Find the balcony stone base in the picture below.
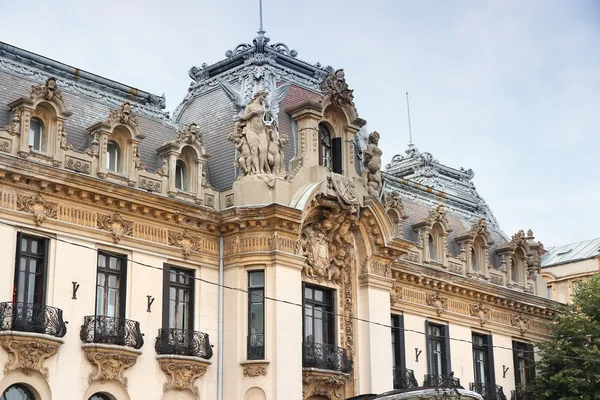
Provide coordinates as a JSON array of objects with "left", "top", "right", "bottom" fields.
[
  {"left": 240, "top": 360, "right": 269, "bottom": 377},
  {"left": 156, "top": 354, "right": 211, "bottom": 397},
  {"left": 302, "top": 368, "right": 350, "bottom": 400},
  {"left": 0, "top": 331, "right": 64, "bottom": 380},
  {"left": 82, "top": 344, "right": 141, "bottom": 389}
]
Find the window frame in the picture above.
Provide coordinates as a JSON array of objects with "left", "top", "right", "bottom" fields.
[
  {"left": 106, "top": 140, "right": 121, "bottom": 172},
  {"left": 28, "top": 117, "right": 45, "bottom": 152},
  {"left": 161, "top": 264, "right": 195, "bottom": 331},
  {"left": 1, "top": 384, "right": 36, "bottom": 400},
  {"left": 95, "top": 251, "right": 127, "bottom": 319},
  {"left": 13, "top": 232, "right": 49, "bottom": 306},
  {"left": 318, "top": 124, "right": 332, "bottom": 170},
  {"left": 425, "top": 321, "right": 451, "bottom": 377},
  {"left": 512, "top": 340, "right": 535, "bottom": 387},
  {"left": 303, "top": 283, "right": 335, "bottom": 346},
  {"left": 247, "top": 270, "right": 265, "bottom": 360},
  {"left": 175, "top": 160, "right": 188, "bottom": 191},
  {"left": 472, "top": 333, "right": 495, "bottom": 385},
  {"left": 391, "top": 314, "right": 406, "bottom": 370}
]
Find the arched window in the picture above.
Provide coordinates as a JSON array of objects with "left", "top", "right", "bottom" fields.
[
  {"left": 318, "top": 124, "right": 332, "bottom": 170},
  {"left": 175, "top": 160, "right": 188, "bottom": 191},
  {"left": 512, "top": 248, "right": 525, "bottom": 283},
  {"left": 88, "top": 394, "right": 111, "bottom": 400},
  {"left": 29, "top": 118, "right": 45, "bottom": 151},
  {"left": 471, "top": 248, "right": 478, "bottom": 271},
  {"left": 471, "top": 236, "right": 486, "bottom": 272},
  {"left": 428, "top": 234, "right": 438, "bottom": 261},
  {"left": 106, "top": 140, "right": 121, "bottom": 172},
  {"left": 1, "top": 384, "right": 36, "bottom": 400}
]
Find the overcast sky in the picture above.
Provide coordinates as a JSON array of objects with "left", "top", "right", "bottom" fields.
[{"left": 1, "top": 0, "right": 598, "bottom": 247}]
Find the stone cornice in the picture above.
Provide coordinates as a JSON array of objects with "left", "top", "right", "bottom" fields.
[{"left": 219, "top": 204, "right": 303, "bottom": 235}]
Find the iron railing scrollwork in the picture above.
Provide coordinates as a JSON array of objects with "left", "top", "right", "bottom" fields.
[
  {"left": 80, "top": 315, "right": 144, "bottom": 349},
  {"left": 0, "top": 302, "right": 67, "bottom": 338},
  {"left": 470, "top": 382, "right": 507, "bottom": 400},
  {"left": 302, "top": 342, "right": 351, "bottom": 373},
  {"left": 511, "top": 385, "right": 534, "bottom": 400},
  {"left": 393, "top": 367, "right": 419, "bottom": 390},
  {"left": 155, "top": 328, "right": 213, "bottom": 359},
  {"left": 247, "top": 333, "right": 264, "bottom": 360},
  {"left": 423, "top": 374, "right": 462, "bottom": 389}
]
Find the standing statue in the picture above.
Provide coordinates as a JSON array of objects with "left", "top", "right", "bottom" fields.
[
  {"left": 220, "top": 79, "right": 291, "bottom": 176},
  {"left": 362, "top": 131, "right": 383, "bottom": 196}
]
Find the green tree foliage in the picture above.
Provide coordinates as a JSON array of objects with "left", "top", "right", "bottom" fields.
[{"left": 533, "top": 274, "right": 600, "bottom": 399}]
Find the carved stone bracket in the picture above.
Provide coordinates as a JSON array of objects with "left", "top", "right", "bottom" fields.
[
  {"left": 168, "top": 229, "right": 198, "bottom": 259},
  {"left": 82, "top": 344, "right": 140, "bottom": 389},
  {"left": 302, "top": 370, "right": 349, "bottom": 400},
  {"left": 426, "top": 292, "right": 448, "bottom": 316},
  {"left": 157, "top": 355, "right": 210, "bottom": 396},
  {"left": 0, "top": 333, "right": 63, "bottom": 380},
  {"left": 511, "top": 312, "right": 531, "bottom": 336},
  {"left": 97, "top": 213, "right": 134, "bottom": 243},
  {"left": 241, "top": 360, "right": 269, "bottom": 377},
  {"left": 16, "top": 194, "right": 58, "bottom": 226},
  {"left": 470, "top": 303, "right": 491, "bottom": 326}
]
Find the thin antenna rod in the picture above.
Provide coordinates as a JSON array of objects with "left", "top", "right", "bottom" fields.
[
  {"left": 406, "top": 91, "right": 413, "bottom": 147},
  {"left": 259, "top": 0, "right": 264, "bottom": 33}
]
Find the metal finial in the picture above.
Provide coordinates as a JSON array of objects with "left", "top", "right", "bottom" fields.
[
  {"left": 406, "top": 91, "right": 413, "bottom": 147},
  {"left": 258, "top": 0, "right": 265, "bottom": 34}
]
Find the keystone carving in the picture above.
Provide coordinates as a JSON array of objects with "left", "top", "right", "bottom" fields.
[
  {"left": 382, "top": 190, "right": 406, "bottom": 217},
  {"left": 105, "top": 101, "right": 138, "bottom": 127},
  {"left": 158, "top": 358, "right": 208, "bottom": 396},
  {"left": 30, "top": 77, "right": 64, "bottom": 105},
  {"left": 84, "top": 347, "right": 138, "bottom": 388},
  {"left": 470, "top": 303, "right": 491, "bottom": 326},
  {"left": 98, "top": 213, "right": 134, "bottom": 243},
  {"left": 16, "top": 194, "right": 58, "bottom": 226},
  {"left": 0, "top": 336, "right": 61, "bottom": 380},
  {"left": 511, "top": 313, "right": 530, "bottom": 336},
  {"left": 320, "top": 69, "right": 355, "bottom": 109},
  {"left": 427, "top": 204, "right": 448, "bottom": 226},
  {"left": 426, "top": 292, "right": 448, "bottom": 316},
  {"left": 176, "top": 122, "right": 204, "bottom": 148},
  {"left": 302, "top": 371, "right": 348, "bottom": 400}
]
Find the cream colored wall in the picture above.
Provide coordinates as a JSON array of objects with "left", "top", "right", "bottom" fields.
[
  {"left": 542, "top": 258, "right": 598, "bottom": 303},
  {"left": 450, "top": 324, "right": 474, "bottom": 382},
  {"left": 403, "top": 313, "right": 427, "bottom": 382},
  {"left": 0, "top": 220, "right": 218, "bottom": 400}
]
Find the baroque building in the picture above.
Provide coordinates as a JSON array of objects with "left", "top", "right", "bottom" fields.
[{"left": 0, "top": 31, "right": 555, "bottom": 400}]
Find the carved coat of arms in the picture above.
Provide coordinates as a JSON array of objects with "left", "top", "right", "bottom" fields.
[{"left": 303, "top": 228, "right": 330, "bottom": 281}]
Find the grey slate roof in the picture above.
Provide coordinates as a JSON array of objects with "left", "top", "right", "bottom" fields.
[{"left": 541, "top": 238, "right": 600, "bottom": 268}]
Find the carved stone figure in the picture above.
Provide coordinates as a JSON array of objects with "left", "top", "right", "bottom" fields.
[
  {"left": 106, "top": 101, "right": 138, "bottom": 127},
  {"left": 330, "top": 248, "right": 348, "bottom": 284},
  {"left": 30, "top": 77, "right": 64, "bottom": 104},
  {"left": 320, "top": 68, "right": 355, "bottom": 109},
  {"left": 3, "top": 112, "right": 21, "bottom": 135},
  {"left": 362, "top": 131, "right": 383, "bottom": 196},
  {"left": 220, "top": 79, "right": 291, "bottom": 177},
  {"left": 58, "top": 123, "right": 73, "bottom": 151},
  {"left": 176, "top": 122, "right": 204, "bottom": 149}
]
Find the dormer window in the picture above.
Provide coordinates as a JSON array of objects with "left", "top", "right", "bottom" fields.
[
  {"left": 471, "top": 248, "right": 478, "bottom": 271},
  {"left": 29, "top": 118, "right": 45, "bottom": 151},
  {"left": 512, "top": 248, "right": 525, "bottom": 283},
  {"left": 471, "top": 236, "right": 486, "bottom": 273},
  {"left": 175, "top": 160, "right": 188, "bottom": 191},
  {"left": 428, "top": 234, "right": 438, "bottom": 261},
  {"left": 106, "top": 140, "right": 121, "bottom": 172},
  {"left": 319, "top": 124, "right": 332, "bottom": 170}
]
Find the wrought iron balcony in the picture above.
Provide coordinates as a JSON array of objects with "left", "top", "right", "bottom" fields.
[
  {"left": 247, "top": 333, "right": 264, "bottom": 360},
  {"left": 0, "top": 302, "right": 67, "bottom": 338},
  {"left": 470, "top": 382, "right": 507, "bottom": 400},
  {"left": 423, "top": 374, "right": 462, "bottom": 388},
  {"left": 302, "top": 342, "right": 351, "bottom": 373},
  {"left": 80, "top": 315, "right": 144, "bottom": 349},
  {"left": 510, "top": 385, "right": 534, "bottom": 400},
  {"left": 155, "top": 328, "right": 213, "bottom": 359},
  {"left": 393, "top": 367, "right": 419, "bottom": 390}
]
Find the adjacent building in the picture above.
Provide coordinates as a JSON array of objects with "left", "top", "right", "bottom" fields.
[
  {"left": 541, "top": 238, "right": 600, "bottom": 303},
  {"left": 0, "top": 31, "right": 555, "bottom": 400}
]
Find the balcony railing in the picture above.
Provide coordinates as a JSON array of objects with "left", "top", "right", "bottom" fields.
[
  {"left": 511, "top": 385, "right": 534, "bottom": 400},
  {"left": 247, "top": 333, "right": 264, "bottom": 360},
  {"left": 470, "top": 382, "right": 507, "bottom": 400},
  {"left": 80, "top": 315, "right": 144, "bottom": 349},
  {"left": 155, "top": 328, "right": 213, "bottom": 359},
  {"left": 302, "top": 342, "right": 351, "bottom": 373},
  {"left": 0, "top": 302, "right": 67, "bottom": 338},
  {"left": 423, "top": 374, "right": 462, "bottom": 388},
  {"left": 393, "top": 367, "right": 419, "bottom": 390}
]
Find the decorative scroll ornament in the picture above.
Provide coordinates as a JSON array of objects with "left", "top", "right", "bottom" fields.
[
  {"left": 2, "top": 110, "right": 21, "bottom": 135},
  {"left": 320, "top": 69, "right": 355, "bottom": 109},
  {"left": 511, "top": 313, "right": 531, "bottom": 335},
  {"left": 426, "top": 292, "right": 448, "bottom": 316},
  {"left": 16, "top": 194, "right": 58, "bottom": 226},
  {"left": 158, "top": 359, "right": 208, "bottom": 396},
  {"left": 105, "top": 101, "right": 138, "bottom": 127},
  {"left": 242, "top": 363, "right": 268, "bottom": 377},
  {"left": 0, "top": 337, "right": 60, "bottom": 380},
  {"left": 168, "top": 230, "right": 198, "bottom": 259},
  {"left": 84, "top": 349, "right": 138, "bottom": 388},
  {"left": 470, "top": 303, "right": 491, "bottom": 326},
  {"left": 390, "top": 283, "right": 403, "bottom": 305},
  {"left": 362, "top": 131, "right": 383, "bottom": 196},
  {"left": 302, "top": 372, "right": 348, "bottom": 400},
  {"left": 98, "top": 213, "right": 133, "bottom": 243},
  {"left": 30, "top": 77, "right": 64, "bottom": 104}
]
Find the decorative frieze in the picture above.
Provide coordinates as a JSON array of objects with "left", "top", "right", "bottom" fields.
[
  {"left": 83, "top": 345, "right": 139, "bottom": 388},
  {"left": 0, "top": 334, "right": 62, "bottom": 380},
  {"left": 138, "top": 175, "right": 162, "bottom": 192},
  {"left": 16, "top": 194, "right": 58, "bottom": 225},
  {"left": 65, "top": 155, "right": 92, "bottom": 174},
  {"left": 511, "top": 312, "right": 531, "bottom": 335},
  {"left": 156, "top": 356, "right": 209, "bottom": 396},
  {"left": 470, "top": 303, "right": 491, "bottom": 326}
]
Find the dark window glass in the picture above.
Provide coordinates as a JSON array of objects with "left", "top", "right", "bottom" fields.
[
  {"left": 303, "top": 285, "right": 334, "bottom": 345},
  {"left": 175, "top": 160, "right": 187, "bottom": 191},
  {"left": 391, "top": 314, "right": 405, "bottom": 369},
  {"left": 89, "top": 395, "right": 111, "bottom": 400},
  {"left": 106, "top": 141, "right": 120, "bottom": 172},
  {"left": 29, "top": 118, "right": 44, "bottom": 151},
  {"left": 0, "top": 384, "right": 36, "bottom": 400},
  {"left": 13, "top": 234, "right": 47, "bottom": 305},
  {"left": 472, "top": 334, "right": 493, "bottom": 384},
  {"left": 168, "top": 267, "right": 194, "bottom": 330},
  {"left": 319, "top": 125, "right": 332, "bottom": 170},
  {"left": 96, "top": 252, "right": 126, "bottom": 318},
  {"left": 513, "top": 341, "right": 534, "bottom": 387},
  {"left": 248, "top": 270, "right": 265, "bottom": 360},
  {"left": 427, "top": 322, "right": 449, "bottom": 376},
  {"left": 428, "top": 234, "right": 438, "bottom": 261}
]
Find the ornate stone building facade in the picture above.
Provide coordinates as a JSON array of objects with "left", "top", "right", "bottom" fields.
[{"left": 0, "top": 32, "right": 555, "bottom": 400}]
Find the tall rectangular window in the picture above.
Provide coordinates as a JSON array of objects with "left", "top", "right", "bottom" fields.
[
  {"left": 472, "top": 334, "right": 495, "bottom": 385},
  {"left": 247, "top": 270, "right": 265, "bottom": 360},
  {"left": 513, "top": 341, "right": 534, "bottom": 387},
  {"left": 13, "top": 233, "right": 48, "bottom": 305},
  {"left": 391, "top": 314, "right": 405, "bottom": 370},
  {"left": 303, "top": 285, "right": 334, "bottom": 345},
  {"left": 166, "top": 267, "right": 194, "bottom": 330},
  {"left": 547, "top": 285, "right": 553, "bottom": 299},
  {"left": 426, "top": 322, "right": 450, "bottom": 378},
  {"left": 95, "top": 252, "right": 126, "bottom": 318}
]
